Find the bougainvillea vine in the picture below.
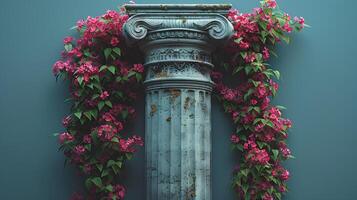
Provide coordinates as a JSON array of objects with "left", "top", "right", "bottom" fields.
[{"left": 53, "top": 1, "right": 305, "bottom": 199}]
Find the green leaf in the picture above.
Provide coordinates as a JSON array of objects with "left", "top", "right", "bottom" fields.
[
  {"left": 241, "top": 169, "right": 249, "bottom": 177},
  {"left": 91, "top": 177, "right": 103, "bottom": 188},
  {"left": 273, "top": 70, "right": 280, "bottom": 79},
  {"left": 127, "top": 71, "right": 136, "bottom": 78},
  {"left": 90, "top": 109, "right": 98, "bottom": 119},
  {"left": 107, "top": 160, "right": 116, "bottom": 167},
  {"left": 244, "top": 88, "right": 254, "bottom": 101},
  {"left": 96, "top": 164, "right": 103, "bottom": 172},
  {"left": 101, "top": 169, "right": 109, "bottom": 177},
  {"left": 91, "top": 75, "right": 100, "bottom": 82},
  {"left": 84, "top": 111, "right": 92, "bottom": 120},
  {"left": 272, "top": 149, "right": 279, "bottom": 160},
  {"left": 257, "top": 141, "right": 265, "bottom": 149},
  {"left": 113, "top": 47, "right": 121, "bottom": 56},
  {"left": 276, "top": 105, "right": 287, "bottom": 110},
  {"left": 84, "top": 50, "right": 92, "bottom": 57},
  {"left": 105, "top": 185, "right": 114, "bottom": 192},
  {"left": 281, "top": 34, "right": 290, "bottom": 44},
  {"left": 233, "top": 66, "right": 244, "bottom": 75},
  {"left": 121, "top": 110, "right": 128, "bottom": 119},
  {"left": 244, "top": 66, "right": 252, "bottom": 75},
  {"left": 85, "top": 178, "right": 92, "bottom": 189},
  {"left": 105, "top": 100, "right": 112, "bottom": 108},
  {"left": 108, "top": 66, "right": 116, "bottom": 74},
  {"left": 77, "top": 76, "right": 84, "bottom": 85},
  {"left": 98, "top": 101, "right": 105, "bottom": 111},
  {"left": 234, "top": 37, "right": 243, "bottom": 44},
  {"left": 99, "top": 65, "right": 108, "bottom": 72},
  {"left": 135, "top": 73, "right": 142, "bottom": 82},
  {"left": 64, "top": 44, "right": 72, "bottom": 52},
  {"left": 104, "top": 48, "right": 112, "bottom": 59},
  {"left": 74, "top": 112, "right": 82, "bottom": 119},
  {"left": 111, "top": 137, "right": 119, "bottom": 143}
]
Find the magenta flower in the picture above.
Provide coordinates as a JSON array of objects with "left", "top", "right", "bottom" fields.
[
  {"left": 294, "top": 16, "right": 305, "bottom": 27},
  {"left": 83, "top": 135, "right": 92, "bottom": 144},
  {"left": 100, "top": 91, "right": 109, "bottom": 100},
  {"left": 255, "top": 83, "right": 267, "bottom": 99},
  {"left": 59, "top": 132, "right": 74, "bottom": 144},
  {"left": 250, "top": 99, "right": 258, "bottom": 105},
  {"left": 280, "top": 169, "right": 290, "bottom": 180},
  {"left": 74, "top": 145, "right": 86, "bottom": 155},
  {"left": 265, "top": 0, "right": 277, "bottom": 9},
  {"left": 97, "top": 124, "right": 117, "bottom": 141},
  {"left": 110, "top": 37, "right": 119, "bottom": 46},
  {"left": 230, "top": 134, "right": 240, "bottom": 143},
  {"left": 62, "top": 115, "right": 71, "bottom": 127},
  {"left": 262, "top": 193, "right": 273, "bottom": 200},
  {"left": 133, "top": 64, "right": 144, "bottom": 73},
  {"left": 262, "top": 47, "right": 270, "bottom": 60},
  {"left": 63, "top": 36, "right": 73, "bottom": 44}
]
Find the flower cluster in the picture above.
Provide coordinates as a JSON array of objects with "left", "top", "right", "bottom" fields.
[
  {"left": 212, "top": 0, "right": 304, "bottom": 199},
  {"left": 53, "top": 9, "right": 144, "bottom": 200}
]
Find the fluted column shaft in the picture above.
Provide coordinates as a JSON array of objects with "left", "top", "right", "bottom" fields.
[{"left": 123, "top": 4, "right": 233, "bottom": 200}]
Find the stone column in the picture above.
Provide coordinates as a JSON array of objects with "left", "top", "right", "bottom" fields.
[{"left": 123, "top": 4, "right": 233, "bottom": 200}]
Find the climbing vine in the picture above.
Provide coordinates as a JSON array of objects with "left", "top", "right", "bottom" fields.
[{"left": 53, "top": 1, "right": 305, "bottom": 199}]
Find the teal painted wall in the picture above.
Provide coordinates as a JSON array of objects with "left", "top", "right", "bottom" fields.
[{"left": 0, "top": 0, "right": 356, "bottom": 199}]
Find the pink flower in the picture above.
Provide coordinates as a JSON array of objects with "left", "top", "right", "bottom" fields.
[
  {"left": 280, "top": 169, "right": 290, "bottom": 180},
  {"left": 283, "top": 22, "right": 293, "bottom": 33},
  {"left": 98, "top": 124, "right": 117, "bottom": 141},
  {"left": 255, "top": 83, "right": 267, "bottom": 98},
  {"left": 279, "top": 185, "right": 287, "bottom": 192},
  {"left": 250, "top": 99, "right": 258, "bottom": 105},
  {"left": 262, "top": 47, "right": 270, "bottom": 60},
  {"left": 232, "top": 111, "right": 239, "bottom": 120},
  {"left": 262, "top": 193, "right": 273, "bottom": 200},
  {"left": 63, "top": 36, "right": 73, "bottom": 44},
  {"left": 102, "top": 112, "right": 115, "bottom": 122},
  {"left": 294, "top": 16, "right": 305, "bottom": 27},
  {"left": 261, "top": 97, "right": 270, "bottom": 110},
  {"left": 269, "top": 80, "right": 279, "bottom": 91},
  {"left": 62, "top": 115, "right": 71, "bottom": 127},
  {"left": 133, "top": 135, "right": 144, "bottom": 146},
  {"left": 239, "top": 40, "right": 250, "bottom": 49},
  {"left": 245, "top": 146, "right": 270, "bottom": 165},
  {"left": 76, "top": 61, "right": 98, "bottom": 83},
  {"left": 244, "top": 52, "right": 256, "bottom": 63},
  {"left": 112, "top": 184, "right": 125, "bottom": 199},
  {"left": 59, "top": 132, "right": 74, "bottom": 144},
  {"left": 255, "top": 123, "right": 264, "bottom": 132},
  {"left": 231, "top": 135, "right": 240, "bottom": 143},
  {"left": 52, "top": 60, "right": 73, "bottom": 75},
  {"left": 119, "top": 135, "right": 143, "bottom": 152},
  {"left": 110, "top": 37, "right": 119, "bottom": 46},
  {"left": 221, "top": 88, "right": 236, "bottom": 101},
  {"left": 133, "top": 64, "right": 144, "bottom": 73},
  {"left": 83, "top": 135, "right": 92, "bottom": 144},
  {"left": 100, "top": 91, "right": 109, "bottom": 100},
  {"left": 74, "top": 145, "right": 86, "bottom": 155},
  {"left": 266, "top": 0, "right": 277, "bottom": 9}
]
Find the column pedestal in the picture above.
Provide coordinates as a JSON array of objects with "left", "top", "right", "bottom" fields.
[{"left": 123, "top": 4, "right": 233, "bottom": 199}]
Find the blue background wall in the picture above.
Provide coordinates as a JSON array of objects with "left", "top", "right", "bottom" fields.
[{"left": 0, "top": 0, "right": 356, "bottom": 199}]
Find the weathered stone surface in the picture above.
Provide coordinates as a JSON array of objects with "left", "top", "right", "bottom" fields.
[{"left": 123, "top": 4, "right": 233, "bottom": 200}]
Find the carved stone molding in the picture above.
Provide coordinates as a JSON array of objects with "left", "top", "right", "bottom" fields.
[
  {"left": 123, "top": 4, "right": 234, "bottom": 200},
  {"left": 145, "top": 48, "right": 212, "bottom": 67}
]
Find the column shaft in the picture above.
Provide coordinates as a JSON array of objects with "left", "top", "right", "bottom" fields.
[{"left": 146, "top": 88, "right": 211, "bottom": 200}]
